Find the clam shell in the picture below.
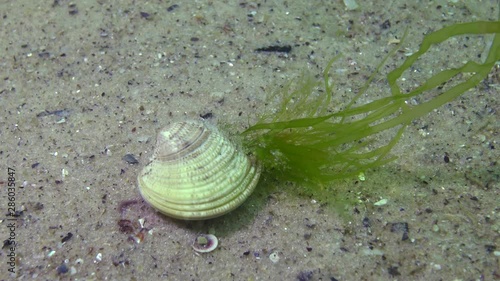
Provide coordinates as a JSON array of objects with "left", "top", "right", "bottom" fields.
[{"left": 138, "top": 120, "right": 261, "bottom": 220}]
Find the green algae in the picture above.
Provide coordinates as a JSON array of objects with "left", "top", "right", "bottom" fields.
[{"left": 241, "top": 20, "right": 500, "bottom": 203}]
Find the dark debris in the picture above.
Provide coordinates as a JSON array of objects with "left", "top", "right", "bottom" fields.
[
  {"left": 444, "top": 153, "right": 450, "bottom": 163},
  {"left": 33, "top": 202, "right": 44, "bottom": 211},
  {"left": 112, "top": 252, "right": 131, "bottom": 266},
  {"left": 380, "top": 19, "right": 391, "bottom": 29},
  {"left": 140, "top": 12, "right": 152, "bottom": 19},
  {"left": 36, "top": 109, "right": 71, "bottom": 118},
  {"left": 38, "top": 52, "right": 51, "bottom": 58},
  {"left": 122, "top": 154, "right": 139, "bottom": 164},
  {"left": 255, "top": 45, "right": 292, "bottom": 53},
  {"left": 485, "top": 244, "right": 496, "bottom": 253},
  {"left": 68, "top": 3, "right": 78, "bottom": 15},
  {"left": 167, "top": 4, "right": 179, "bottom": 12},
  {"left": 388, "top": 266, "right": 401, "bottom": 277},
  {"left": 362, "top": 217, "right": 371, "bottom": 227},
  {"left": 118, "top": 219, "right": 135, "bottom": 234},
  {"left": 2, "top": 239, "right": 14, "bottom": 249},
  {"left": 56, "top": 263, "right": 69, "bottom": 274},
  {"left": 61, "top": 232, "right": 73, "bottom": 243},
  {"left": 200, "top": 112, "right": 213, "bottom": 119},
  {"left": 390, "top": 222, "right": 409, "bottom": 233},
  {"left": 296, "top": 270, "right": 313, "bottom": 281},
  {"left": 8, "top": 210, "right": 23, "bottom": 217},
  {"left": 390, "top": 222, "right": 410, "bottom": 241}
]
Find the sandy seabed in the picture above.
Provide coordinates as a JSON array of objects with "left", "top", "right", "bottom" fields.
[{"left": 0, "top": 0, "right": 499, "bottom": 280}]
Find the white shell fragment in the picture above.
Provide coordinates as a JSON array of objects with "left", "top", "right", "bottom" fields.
[
  {"left": 269, "top": 252, "right": 280, "bottom": 263},
  {"left": 192, "top": 234, "right": 218, "bottom": 253},
  {"left": 374, "top": 198, "right": 388, "bottom": 206},
  {"left": 138, "top": 120, "right": 261, "bottom": 220}
]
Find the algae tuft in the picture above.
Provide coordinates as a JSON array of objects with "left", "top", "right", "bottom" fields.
[{"left": 241, "top": 20, "right": 500, "bottom": 203}]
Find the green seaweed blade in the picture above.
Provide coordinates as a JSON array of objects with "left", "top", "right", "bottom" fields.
[{"left": 242, "top": 20, "right": 500, "bottom": 192}]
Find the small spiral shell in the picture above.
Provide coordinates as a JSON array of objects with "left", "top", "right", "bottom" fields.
[{"left": 138, "top": 120, "right": 261, "bottom": 220}]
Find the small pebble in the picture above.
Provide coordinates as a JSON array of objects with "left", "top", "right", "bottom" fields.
[
  {"left": 56, "top": 263, "right": 68, "bottom": 274},
  {"left": 122, "top": 154, "right": 139, "bottom": 164}
]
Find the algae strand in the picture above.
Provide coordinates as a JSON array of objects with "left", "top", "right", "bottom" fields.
[{"left": 242, "top": 20, "right": 500, "bottom": 193}]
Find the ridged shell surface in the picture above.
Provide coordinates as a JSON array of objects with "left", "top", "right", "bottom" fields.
[{"left": 138, "top": 120, "right": 261, "bottom": 220}]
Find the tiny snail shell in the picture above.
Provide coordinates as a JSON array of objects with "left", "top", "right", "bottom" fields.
[
  {"left": 192, "top": 234, "right": 218, "bottom": 253},
  {"left": 138, "top": 120, "right": 261, "bottom": 220}
]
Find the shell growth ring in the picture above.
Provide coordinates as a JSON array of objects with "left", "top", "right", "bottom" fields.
[{"left": 138, "top": 120, "right": 261, "bottom": 220}]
